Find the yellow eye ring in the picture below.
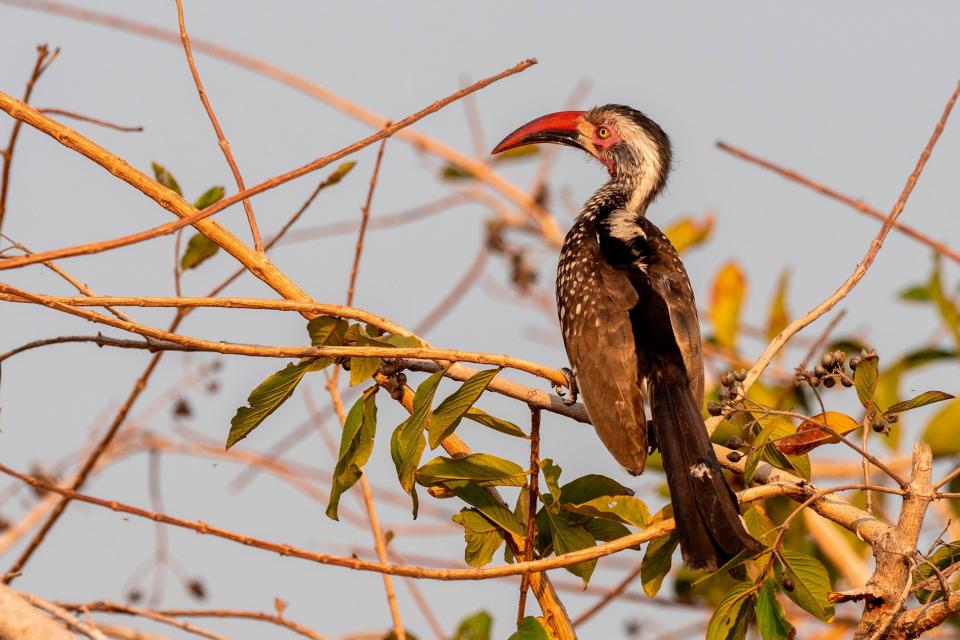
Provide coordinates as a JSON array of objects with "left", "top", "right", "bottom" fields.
[{"left": 597, "top": 126, "right": 611, "bottom": 139}]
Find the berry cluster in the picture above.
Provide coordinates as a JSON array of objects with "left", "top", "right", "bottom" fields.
[
  {"left": 795, "top": 350, "right": 854, "bottom": 389},
  {"left": 380, "top": 360, "right": 408, "bottom": 400},
  {"left": 706, "top": 368, "right": 747, "bottom": 418}
]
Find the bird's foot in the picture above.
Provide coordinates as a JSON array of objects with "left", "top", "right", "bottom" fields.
[{"left": 552, "top": 367, "right": 579, "bottom": 406}]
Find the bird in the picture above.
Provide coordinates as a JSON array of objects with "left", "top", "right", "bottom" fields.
[{"left": 491, "top": 104, "right": 758, "bottom": 570}]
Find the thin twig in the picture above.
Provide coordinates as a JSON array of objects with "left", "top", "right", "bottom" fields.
[
  {"left": 346, "top": 135, "right": 388, "bottom": 307},
  {"left": 58, "top": 602, "right": 328, "bottom": 640},
  {"left": 0, "top": 44, "right": 58, "bottom": 233},
  {"left": 37, "top": 108, "right": 142, "bottom": 132},
  {"left": 0, "top": 1, "right": 564, "bottom": 246},
  {"left": 716, "top": 141, "right": 960, "bottom": 264},
  {"left": 0, "top": 59, "right": 538, "bottom": 271},
  {"left": 572, "top": 562, "right": 643, "bottom": 627},
  {"left": 175, "top": 0, "right": 261, "bottom": 251},
  {"left": 517, "top": 405, "right": 541, "bottom": 625}
]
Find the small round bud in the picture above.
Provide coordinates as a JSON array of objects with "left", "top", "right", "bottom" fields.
[
  {"left": 707, "top": 401, "right": 723, "bottom": 417},
  {"left": 814, "top": 365, "right": 828, "bottom": 377},
  {"left": 833, "top": 350, "right": 846, "bottom": 365},
  {"left": 782, "top": 577, "right": 795, "bottom": 592},
  {"left": 396, "top": 372, "right": 407, "bottom": 386},
  {"left": 872, "top": 420, "right": 886, "bottom": 433},
  {"left": 719, "top": 386, "right": 732, "bottom": 401},
  {"left": 849, "top": 356, "right": 861, "bottom": 370},
  {"left": 734, "top": 369, "right": 747, "bottom": 382},
  {"left": 821, "top": 353, "right": 835, "bottom": 368},
  {"left": 720, "top": 372, "right": 735, "bottom": 387},
  {"left": 726, "top": 451, "right": 743, "bottom": 462},
  {"left": 841, "top": 377, "right": 854, "bottom": 387},
  {"left": 886, "top": 413, "right": 899, "bottom": 424},
  {"left": 823, "top": 376, "right": 836, "bottom": 388},
  {"left": 726, "top": 435, "right": 744, "bottom": 449},
  {"left": 389, "top": 386, "right": 404, "bottom": 401}
]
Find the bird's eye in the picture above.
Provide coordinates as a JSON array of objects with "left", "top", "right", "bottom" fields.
[{"left": 597, "top": 126, "right": 611, "bottom": 140}]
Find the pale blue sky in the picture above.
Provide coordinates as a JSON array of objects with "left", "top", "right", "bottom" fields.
[{"left": 1, "top": 2, "right": 958, "bottom": 638}]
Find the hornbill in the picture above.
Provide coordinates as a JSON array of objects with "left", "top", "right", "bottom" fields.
[{"left": 492, "top": 105, "right": 758, "bottom": 570}]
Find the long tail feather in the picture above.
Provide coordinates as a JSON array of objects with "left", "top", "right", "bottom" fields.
[{"left": 650, "top": 368, "right": 759, "bottom": 570}]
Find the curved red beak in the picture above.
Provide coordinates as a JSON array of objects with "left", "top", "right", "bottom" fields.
[{"left": 491, "top": 110, "right": 589, "bottom": 155}]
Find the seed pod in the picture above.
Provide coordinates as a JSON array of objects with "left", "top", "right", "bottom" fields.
[
  {"left": 707, "top": 401, "right": 723, "bottom": 417},
  {"left": 823, "top": 376, "right": 836, "bottom": 388},
  {"left": 821, "top": 353, "right": 835, "bottom": 368},
  {"left": 726, "top": 435, "right": 744, "bottom": 449},
  {"left": 734, "top": 369, "right": 747, "bottom": 382},
  {"left": 782, "top": 577, "right": 795, "bottom": 592},
  {"left": 886, "top": 413, "right": 900, "bottom": 424},
  {"left": 726, "top": 451, "right": 743, "bottom": 462},
  {"left": 872, "top": 420, "right": 886, "bottom": 433},
  {"left": 814, "top": 365, "right": 828, "bottom": 377},
  {"left": 833, "top": 350, "right": 846, "bottom": 365},
  {"left": 390, "top": 386, "right": 404, "bottom": 401},
  {"left": 809, "top": 375, "right": 821, "bottom": 387},
  {"left": 841, "top": 377, "right": 854, "bottom": 387},
  {"left": 849, "top": 356, "right": 861, "bottom": 370},
  {"left": 720, "top": 372, "right": 736, "bottom": 387},
  {"left": 719, "top": 386, "right": 732, "bottom": 401},
  {"left": 396, "top": 372, "right": 407, "bottom": 386}
]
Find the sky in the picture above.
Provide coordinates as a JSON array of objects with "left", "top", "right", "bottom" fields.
[{"left": 1, "top": 2, "right": 959, "bottom": 639}]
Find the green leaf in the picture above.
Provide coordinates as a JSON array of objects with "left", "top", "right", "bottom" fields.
[
  {"left": 452, "top": 509, "right": 504, "bottom": 567},
  {"left": 899, "top": 283, "right": 933, "bottom": 302},
  {"left": 193, "top": 185, "right": 225, "bottom": 210},
  {"left": 582, "top": 517, "right": 631, "bottom": 542},
  {"left": 318, "top": 161, "right": 357, "bottom": 188},
  {"left": 507, "top": 617, "right": 551, "bottom": 640},
  {"left": 540, "top": 459, "right": 562, "bottom": 506},
  {"left": 151, "top": 161, "right": 182, "bottom": 196},
  {"left": 180, "top": 232, "right": 220, "bottom": 269},
  {"left": 780, "top": 549, "right": 834, "bottom": 622},
  {"left": 390, "top": 370, "right": 445, "bottom": 503},
  {"left": 886, "top": 390, "right": 954, "bottom": 415},
  {"left": 416, "top": 453, "right": 526, "bottom": 487},
  {"left": 428, "top": 368, "right": 501, "bottom": 448},
  {"left": 452, "top": 610, "right": 492, "bottom": 640},
  {"left": 923, "top": 398, "right": 960, "bottom": 456},
  {"left": 705, "top": 581, "right": 755, "bottom": 640},
  {"left": 451, "top": 482, "right": 525, "bottom": 537},
  {"left": 326, "top": 387, "right": 377, "bottom": 520},
  {"left": 543, "top": 508, "right": 597, "bottom": 586},
  {"left": 349, "top": 356, "right": 381, "bottom": 386},
  {"left": 915, "top": 542, "right": 960, "bottom": 603},
  {"left": 558, "top": 474, "right": 633, "bottom": 504},
  {"left": 743, "top": 505, "right": 776, "bottom": 545},
  {"left": 641, "top": 532, "right": 679, "bottom": 597},
  {"left": 746, "top": 416, "right": 789, "bottom": 484},
  {"left": 930, "top": 254, "right": 960, "bottom": 346},
  {"left": 227, "top": 359, "right": 325, "bottom": 449},
  {"left": 464, "top": 408, "right": 527, "bottom": 438},
  {"left": 307, "top": 316, "right": 349, "bottom": 347},
  {"left": 756, "top": 580, "right": 795, "bottom": 640},
  {"left": 562, "top": 494, "right": 649, "bottom": 528},
  {"left": 853, "top": 353, "right": 879, "bottom": 408}
]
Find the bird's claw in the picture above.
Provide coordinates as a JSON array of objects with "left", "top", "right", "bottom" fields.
[{"left": 552, "top": 367, "right": 579, "bottom": 406}]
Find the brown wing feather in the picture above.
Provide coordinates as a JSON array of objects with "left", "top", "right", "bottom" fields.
[{"left": 558, "top": 232, "right": 648, "bottom": 475}]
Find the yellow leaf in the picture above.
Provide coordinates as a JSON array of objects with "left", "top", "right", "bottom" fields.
[
  {"left": 710, "top": 261, "right": 747, "bottom": 350},
  {"left": 766, "top": 269, "right": 791, "bottom": 343},
  {"left": 665, "top": 211, "right": 715, "bottom": 254}
]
